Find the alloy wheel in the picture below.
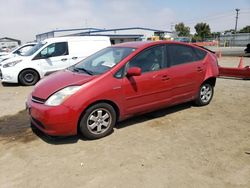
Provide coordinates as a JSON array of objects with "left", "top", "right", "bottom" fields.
[{"left": 86, "top": 108, "right": 112, "bottom": 135}]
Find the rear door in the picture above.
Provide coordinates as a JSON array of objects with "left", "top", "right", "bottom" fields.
[
  {"left": 33, "top": 42, "right": 70, "bottom": 76},
  {"left": 166, "top": 44, "right": 207, "bottom": 104}
]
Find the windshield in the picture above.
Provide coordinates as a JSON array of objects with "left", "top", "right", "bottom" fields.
[
  {"left": 10, "top": 46, "right": 20, "bottom": 53},
  {"left": 22, "top": 41, "right": 46, "bottom": 56},
  {"left": 71, "top": 47, "right": 136, "bottom": 75}
]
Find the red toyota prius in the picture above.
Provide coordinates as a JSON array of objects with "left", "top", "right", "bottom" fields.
[{"left": 27, "top": 41, "right": 219, "bottom": 139}]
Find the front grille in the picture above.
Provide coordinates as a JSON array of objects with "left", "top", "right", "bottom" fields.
[
  {"left": 32, "top": 96, "right": 46, "bottom": 104},
  {"left": 31, "top": 117, "right": 45, "bottom": 129}
]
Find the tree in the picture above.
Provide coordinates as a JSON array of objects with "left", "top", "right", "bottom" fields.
[
  {"left": 194, "top": 22, "right": 211, "bottom": 40},
  {"left": 224, "top": 29, "right": 235, "bottom": 34},
  {"left": 211, "top": 32, "right": 221, "bottom": 38},
  {"left": 239, "top": 25, "right": 250, "bottom": 33},
  {"left": 175, "top": 22, "right": 190, "bottom": 37}
]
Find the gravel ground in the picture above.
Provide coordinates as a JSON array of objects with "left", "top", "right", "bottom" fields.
[{"left": 0, "top": 56, "right": 249, "bottom": 188}]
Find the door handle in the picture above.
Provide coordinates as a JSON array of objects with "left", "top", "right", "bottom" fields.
[
  {"left": 197, "top": 66, "right": 204, "bottom": 72},
  {"left": 162, "top": 75, "right": 170, "bottom": 81},
  {"left": 72, "top": 57, "right": 78, "bottom": 60},
  {"left": 61, "top": 58, "right": 67, "bottom": 61}
]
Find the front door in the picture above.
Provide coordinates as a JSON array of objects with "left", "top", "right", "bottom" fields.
[
  {"left": 33, "top": 42, "right": 70, "bottom": 76},
  {"left": 122, "top": 45, "right": 172, "bottom": 115}
]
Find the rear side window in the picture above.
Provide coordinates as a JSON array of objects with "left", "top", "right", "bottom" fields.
[
  {"left": 193, "top": 47, "right": 207, "bottom": 60},
  {"left": 167, "top": 44, "right": 201, "bottom": 66}
]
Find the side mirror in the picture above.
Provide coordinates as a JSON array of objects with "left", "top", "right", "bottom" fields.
[
  {"left": 127, "top": 67, "right": 141, "bottom": 77},
  {"left": 14, "top": 50, "right": 21, "bottom": 55}
]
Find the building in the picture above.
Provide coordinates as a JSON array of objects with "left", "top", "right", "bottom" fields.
[
  {"left": 219, "top": 33, "right": 250, "bottom": 47},
  {"left": 0, "top": 37, "right": 21, "bottom": 50},
  {"left": 36, "top": 27, "right": 173, "bottom": 44}
]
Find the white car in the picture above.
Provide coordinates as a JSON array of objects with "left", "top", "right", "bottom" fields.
[
  {"left": 0, "top": 36, "right": 111, "bottom": 85},
  {"left": 0, "top": 43, "right": 37, "bottom": 63},
  {"left": 0, "top": 50, "right": 9, "bottom": 57}
]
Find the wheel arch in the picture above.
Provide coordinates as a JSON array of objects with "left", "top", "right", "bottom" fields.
[{"left": 202, "top": 77, "right": 216, "bottom": 87}]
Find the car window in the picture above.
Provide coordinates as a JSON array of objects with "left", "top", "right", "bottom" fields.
[
  {"left": 17, "top": 45, "right": 34, "bottom": 55},
  {"left": 114, "top": 64, "right": 126, "bottom": 79},
  {"left": 23, "top": 42, "right": 46, "bottom": 56},
  {"left": 167, "top": 44, "right": 199, "bottom": 66},
  {"left": 193, "top": 47, "right": 207, "bottom": 60},
  {"left": 128, "top": 45, "right": 164, "bottom": 73},
  {"left": 39, "top": 42, "right": 68, "bottom": 58}
]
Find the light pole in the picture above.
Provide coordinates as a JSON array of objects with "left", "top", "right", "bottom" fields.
[{"left": 235, "top": 8, "right": 240, "bottom": 34}]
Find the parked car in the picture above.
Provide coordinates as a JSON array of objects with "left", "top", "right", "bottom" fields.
[
  {"left": 0, "top": 49, "right": 9, "bottom": 56},
  {"left": 245, "top": 43, "right": 250, "bottom": 56},
  {"left": 0, "top": 36, "right": 111, "bottom": 85},
  {"left": 173, "top": 37, "right": 191, "bottom": 43},
  {"left": 0, "top": 42, "right": 37, "bottom": 63},
  {"left": 26, "top": 41, "right": 219, "bottom": 139}
]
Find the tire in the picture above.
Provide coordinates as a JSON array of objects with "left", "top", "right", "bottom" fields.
[
  {"left": 79, "top": 103, "right": 116, "bottom": 139},
  {"left": 194, "top": 82, "right": 214, "bottom": 106},
  {"left": 19, "top": 69, "right": 39, "bottom": 86}
]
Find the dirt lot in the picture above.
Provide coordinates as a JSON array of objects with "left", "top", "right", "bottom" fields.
[{"left": 0, "top": 57, "right": 250, "bottom": 188}]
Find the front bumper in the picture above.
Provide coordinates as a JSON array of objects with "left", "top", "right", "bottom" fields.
[
  {"left": 0, "top": 67, "right": 18, "bottom": 83},
  {"left": 26, "top": 96, "right": 79, "bottom": 136}
]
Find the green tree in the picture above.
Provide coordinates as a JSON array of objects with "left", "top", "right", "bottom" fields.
[
  {"left": 239, "top": 25, "right": 250, "bottom": 33},
  {"left": 175, "top": 22, "right": 190, "bottom": 37},
  {"left": 211, "top": 32, "right": 221, "bottom": 38},
  {"left": 194, "top": 22, "right": 211, "bottom": 40},
  {"left": 224, "top": 29, "right": 235, "bottom": 34}
]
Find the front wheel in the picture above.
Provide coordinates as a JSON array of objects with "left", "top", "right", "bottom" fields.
[
  {"left": 79, "top": 103, "right": 116, "bottom": 139},
  {"left": 19, "top": 69, "right": 39, "bottom": 86},
  {"left": 194, "top": 83, "right": 214, "bottom": 106}
]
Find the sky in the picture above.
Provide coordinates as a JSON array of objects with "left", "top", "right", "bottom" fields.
[{"left": 0, "top": 0, "right": 250, "bottom": 42}]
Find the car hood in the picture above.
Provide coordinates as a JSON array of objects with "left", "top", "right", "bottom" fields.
[
  {"left": 0, "top": 55, "right": 28, "bottom": 66},
  {"left": 32, "top": 70, "right": 96, "bottom": 100},
  {"left": 0, "top": 54, "right": 17, "bottom": 63}
]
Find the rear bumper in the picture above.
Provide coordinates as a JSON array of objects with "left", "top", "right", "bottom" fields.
[{"left": 26, "top": 97, "right": 79, "bottom": 136}]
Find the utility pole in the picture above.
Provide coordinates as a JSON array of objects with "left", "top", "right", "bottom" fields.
[{"left": 235, "top": 8, "right": 240, "bottom": 34}]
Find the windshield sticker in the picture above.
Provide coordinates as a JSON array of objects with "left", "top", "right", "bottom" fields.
[{"left": 102, "top": 61, "right": 116, "bottom": 67}]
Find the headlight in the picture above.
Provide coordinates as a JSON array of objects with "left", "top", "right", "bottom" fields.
[
  {"left": 45, "top": 86, "right": 81, "bottom": 106},
  {"left": 3, "top": 60, "right": 22, "bottom": 68}
]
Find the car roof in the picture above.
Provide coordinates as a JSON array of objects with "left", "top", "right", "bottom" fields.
[
  {"left": 113, "top": 40, "right": 200, "bottom": 50},
  {"left": 43, "top": 36, "right": 110, "bottom": 43},
  {"left": 22, "top": 42, "right": 37, "bottom": 45}
]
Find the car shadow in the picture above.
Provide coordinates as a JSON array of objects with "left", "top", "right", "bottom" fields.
[
  {"left": 31, "top": 125, "right": 87, "bottom": 145},
  {"left": 31, "top": 102, "right": 192, "bottom": 145},
  {"left": 116, "top": 102, "right": 192, "bottom": 129},
  {"left": 218, "top": 77, "right": 250, "bottom": 81},
  {"left": 1, "top": 82, "right": 21, "bottom": 87}
]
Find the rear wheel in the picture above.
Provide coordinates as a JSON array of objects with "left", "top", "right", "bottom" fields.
[
  {"left": 194, "top": 83, "right": 214, "bottom": 106},
  {"left": 79, "top": 103, "right": 116, "bottom": 139},
  {"left": 19, "top": 69, "right": 39, "bottom": 86}
]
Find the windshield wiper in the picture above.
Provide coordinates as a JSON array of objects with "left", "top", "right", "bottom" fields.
[{"left": 73, "top": 67, "right": 93, "bottom": 75}]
